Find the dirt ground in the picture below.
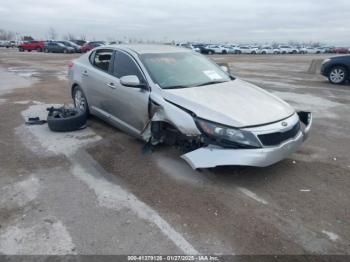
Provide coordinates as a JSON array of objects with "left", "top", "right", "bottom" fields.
[{"left": 0, "top": 48, "right": 349, "bottom": 256}]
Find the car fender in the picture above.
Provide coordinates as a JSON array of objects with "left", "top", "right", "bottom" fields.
[{"left": 141, "top": 92, "right": 201, "bottom": 140}]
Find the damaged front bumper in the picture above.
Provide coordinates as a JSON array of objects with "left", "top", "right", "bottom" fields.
[{"left": 181, "top": 112, "right": 312, "bottom": 169}]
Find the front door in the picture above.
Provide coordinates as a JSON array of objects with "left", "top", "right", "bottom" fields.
[{"left": 107, "top": 50, "right": 150, "bottom": 135}]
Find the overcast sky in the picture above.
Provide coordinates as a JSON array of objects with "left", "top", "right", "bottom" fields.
[{"left": 1, "top": 0, "right": 350, "bottom": 45}]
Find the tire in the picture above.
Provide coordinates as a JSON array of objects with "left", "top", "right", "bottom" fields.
[
  {"left": 19, "top": 48, "right": 24, "bottom": 52},
  {"left": 44, "top": 48, "right": 49, "bottom": 53},
  {"left": 73, "top": 86, "right": 89, "bottom": 116},
  {"left": 47, "top": 107, "right": 87, "bottom": 132},
  {"left": 262, "top": 51, "right": 266, "bottom": 54},
  {"left": 36, "top": 48, "right": 42, "bottom": 52},
  {"left": 63, "top": 49, "right": 68, "bottom": 54},
  {"left": 251, "top": 51, "right": 256, "bottom": 55},
  {"left": 222, "top": 50, "right": 227, "bottom": 54},
  {"left": 292, "top": 50, "right": 297, "bottom": 54},
  {"left": 208, "top": 50, "right": 213, "bottom": 55},
  {"left": 328, "top": 66, "right": 348, "bottom": 85}
]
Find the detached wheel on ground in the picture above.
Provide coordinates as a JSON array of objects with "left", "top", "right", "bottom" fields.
[
  {"left": 47, "top": 106, "right": 87, "bottom": 132},
  {"left": 328, "top": 66, "right": 348, "bottom": 84}
]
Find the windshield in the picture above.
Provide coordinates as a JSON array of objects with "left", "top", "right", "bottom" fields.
[{"left": 140, "top": 52, "right": 231, "bottom": 89}]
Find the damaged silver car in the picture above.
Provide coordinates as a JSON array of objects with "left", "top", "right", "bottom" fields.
[{"left": 68, "top": 44, "right": 312, "bottom": 169}]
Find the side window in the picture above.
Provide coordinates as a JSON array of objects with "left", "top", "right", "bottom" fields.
[
  {"left": 89, "top": 51, "right": 96, "bottom": 64},
  {"left": 113, "top": 51, "right": 144, "bottom": 81},
  {"left": 92, "top": 49, "right": 113, "bottom": 72}
]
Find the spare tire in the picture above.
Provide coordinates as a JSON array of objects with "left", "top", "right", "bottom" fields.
[{"left": 47, "top": 106, "right": 87, "bottom": 132}]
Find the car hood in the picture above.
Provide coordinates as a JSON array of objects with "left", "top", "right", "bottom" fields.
[{"left": 162, "top": 79, "right": 295, "bottom": 128}]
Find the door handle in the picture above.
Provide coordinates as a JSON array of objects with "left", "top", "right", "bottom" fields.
[
  {"left": 82, "top": 70, "right": 88, "bottom": 76},
  {"left": 107, "top": 82, "right": 116, "bottom": 89}
]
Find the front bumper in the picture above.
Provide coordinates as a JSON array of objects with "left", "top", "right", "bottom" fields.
[{"left": 181, "top": 112, "right": 312, "bottom": 169}]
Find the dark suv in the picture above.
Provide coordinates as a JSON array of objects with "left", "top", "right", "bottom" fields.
[
  {"left": 321, "top": 55, "right": 350, "bottom": 84},
  {"left": 44, "top": 41, "right": 75, "bottom": 53}
]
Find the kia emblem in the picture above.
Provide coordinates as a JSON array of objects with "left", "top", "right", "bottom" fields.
[{"left": 282, "top": 122, "right": 288, "bottom": 127}]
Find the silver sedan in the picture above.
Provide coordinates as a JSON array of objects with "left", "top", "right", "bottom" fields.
[{"left": 68, "top": 44, "right": 312, "bottom": 169}]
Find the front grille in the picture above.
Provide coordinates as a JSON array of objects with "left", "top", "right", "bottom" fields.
[{"left": 258, "top": 122, "right": 300, "bottom": 146}]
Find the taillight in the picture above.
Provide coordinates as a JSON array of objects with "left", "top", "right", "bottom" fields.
[{"left": 68, "top": 61, "right": 74, "bottom": 69}]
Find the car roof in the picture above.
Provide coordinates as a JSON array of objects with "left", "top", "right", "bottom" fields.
[{"left": 98, "top": 44, "right": 191, "bottom": 54}]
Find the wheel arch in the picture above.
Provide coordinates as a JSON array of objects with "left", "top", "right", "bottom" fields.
[{"left": 326, "top": 63, "right": 349, "bottom": 75}]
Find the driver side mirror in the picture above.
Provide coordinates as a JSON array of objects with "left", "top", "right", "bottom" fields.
[{"left": 120, "top": 75, "right": 145, "bottom": 88}]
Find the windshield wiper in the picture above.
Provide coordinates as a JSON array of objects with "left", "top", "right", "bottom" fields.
[{"left": 194, "top": 80, "right": 229, "bottom": 87}]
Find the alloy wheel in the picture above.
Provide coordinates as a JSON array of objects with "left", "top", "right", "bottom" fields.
[
  {"left": 330, "top": 68, "right": 345, "bottom": 84},
  {"left": 74, "top": 90, "right": 86, "bottom": 112}
]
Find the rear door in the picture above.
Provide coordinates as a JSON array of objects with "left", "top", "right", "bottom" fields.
[{"left": 82, "top": 48, "right": 115, "bottom": 116}]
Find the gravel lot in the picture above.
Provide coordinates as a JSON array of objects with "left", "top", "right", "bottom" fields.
[{"left": 0, "top": 48, "right": 349, "bottom": 255}]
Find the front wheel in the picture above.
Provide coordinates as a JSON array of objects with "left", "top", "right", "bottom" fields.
[
  {"left": 73, "top": 86, "right": 89, "bottom": 116},
  {"left": 328, "top": 66, "right": 348, "bottom": 84}
]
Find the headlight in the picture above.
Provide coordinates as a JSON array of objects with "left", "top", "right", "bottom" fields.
[{"left": 195, "top": 118, "right": 261, "bottom": 148}]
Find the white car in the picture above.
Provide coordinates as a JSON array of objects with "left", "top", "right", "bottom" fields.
[
  {"left": 305, "top": 47, "right": 322, "bottom": 54},
  {"left": 278, "top": 45, "right": 298, "bottom": 54},
  {"left": 257, "top": 46, "right": 274, "bottom": 54},
  {"left": 223, "top": 45, "right": 241, "bottom": 54},
  {"left": 239, "top": 46, "right": 258, "bottom": 54},
  {"left": 205, "top": 45, "right": 229, "bottom": 54},
  {"left": 298, "top": 47, "right": 307, "bottom": 54}
]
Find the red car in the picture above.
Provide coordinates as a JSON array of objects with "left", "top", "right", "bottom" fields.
[
  {"left": 18, "top": 41, "right": 45, "bottom": 52},
  {"left": 81, "top": 41, "right": 105, "bottom": 53},
  {"left": 333, "top": 47, "right": 349, "bottom": 54}
]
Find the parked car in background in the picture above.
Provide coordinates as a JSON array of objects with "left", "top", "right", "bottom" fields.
[
  {"left": 68, "top": 44, "right": 312, "bottom": 169},
  {"left": 333, "top": 47, "right": 349, "bottom": 54},
  {"left": 18, "top": 41, "right": 45, "bottom": 52},
  {"left": 71, "top": 40, "right": 86, "bottom": 46},
  {"left": 44, "top": 41, "right": 75, "bottom": 53},
  {"left": 239, "top": 46, "right": 258, "bottom": 54},
  {"left": 58, "top": 41, "right": 82, "bottom": 53},
  {"left": 321, "top": 55, "right": 350, "bottom": 84},
  {"left": 202, "top": 45, "right": 229, "bottom": 54},
  {"left": 81, "top": 41, "right": 105, "bottom": 53},
  {"left": 257, "top": 46, "right": 274, "bottom": 54},
  {"left": 305, "top": 47, "right": 322, "bottom": 54},
  {"left": 278, "top": 45, "right": 298, "bottom": 54},
  {"left": 0, "top": 40, "right": 16, "bottom": 48},
  {"left": 179, "top": 44, "right": 200, "bottom": 52},
  {"left": 297, "top": 47, "right": 307, "bottom": 54},
  {"left": 221, "top": 45, "right": 240, "bottom": 54},
  {"left": 0, "top": 40, "right": 9, "bottom": 47}
]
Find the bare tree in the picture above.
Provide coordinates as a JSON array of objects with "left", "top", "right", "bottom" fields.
[
  {"left": 47, "top": 27, "right": 58, "bottom": 40},
  {"left": 63, "top": 33, "right": 76, "bottom": 41},
  {"left": 0, "top": 29, "right": 15, "bottom": 40},
  {"left": 80, "top": 34, "right": 86, "bottom": 41}
]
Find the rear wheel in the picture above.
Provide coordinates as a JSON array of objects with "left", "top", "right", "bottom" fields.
[
  {"left": 19, "top": 48, "right": 24, "bottom": 52},
  {"left": 328, "top": 66, "right": 348, "bottom": 84},
  {"left": 36, "top": 48, "right": 42, "bottom": 52}
]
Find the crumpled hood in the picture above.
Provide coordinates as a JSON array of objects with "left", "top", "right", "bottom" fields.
[{"left": 162, "top": 79, "right": 295, "bottom": 127}]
